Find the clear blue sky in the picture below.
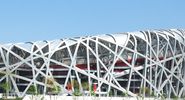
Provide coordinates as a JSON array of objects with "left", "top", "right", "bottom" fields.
[{"left": 0, "top": 0, "right": 185, "bottom": 43}]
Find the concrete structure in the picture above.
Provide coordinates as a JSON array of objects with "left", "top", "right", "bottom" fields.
[{"left": 0, "top": 29, "right": 185, "bottom": 98}]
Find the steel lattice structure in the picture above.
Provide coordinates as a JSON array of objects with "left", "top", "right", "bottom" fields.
[{"left": 0, "top": 29, "right": 185, "bottom": 98}]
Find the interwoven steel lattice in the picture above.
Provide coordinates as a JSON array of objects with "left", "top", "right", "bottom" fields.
[{"left": 0, "top": 29, "right": 185, "bottom": 98}]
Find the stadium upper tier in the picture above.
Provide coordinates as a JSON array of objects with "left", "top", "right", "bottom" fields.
[{"left": 0, "top": 29, "right": 185, "bottom": 98}]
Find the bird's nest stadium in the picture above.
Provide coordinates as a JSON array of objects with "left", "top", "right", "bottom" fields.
[{"left": 0, "top": 29, "right": 185, "bottom": 98}]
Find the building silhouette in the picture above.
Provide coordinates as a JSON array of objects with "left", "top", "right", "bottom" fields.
[{"left": 0, "top": 29, "right": 185, "bottom": 98}]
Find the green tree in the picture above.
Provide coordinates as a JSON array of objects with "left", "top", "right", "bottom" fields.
[
  {"left": 46, "top": 77, "right": 62, "bottom": 100},
  {"left": 82, "top": 81, "right": 89, "bottom": 91},
  {"left": 27, "top": 84, "right": 37, "bottom": 95},
  {"left": 52, "top": 85, "right": 61, "bottom": 94},
  {"left": 72, "top": 80, "right": 82, "bottom": 96},
  {"left": 89, "top": 85, "right": 95, "bottom": 96},
  {"left": 27, "top": 84, "right": 37, "bottom": 100},
  {"left": 0, "top": 81, "right": 11, "bottom": 99}
]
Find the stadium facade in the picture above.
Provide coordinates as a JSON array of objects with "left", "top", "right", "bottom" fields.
[{"left": 0, "top": 29, "right": 185, "bottom": 98}]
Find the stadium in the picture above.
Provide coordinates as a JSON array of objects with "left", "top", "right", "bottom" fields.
[{"left": 0, "top": 29, "right": 185, "bottom": 98}]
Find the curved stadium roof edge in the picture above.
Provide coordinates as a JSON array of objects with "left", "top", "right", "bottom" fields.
[{"left": 1, "top": 29, "right": 185, "bottom": 50}]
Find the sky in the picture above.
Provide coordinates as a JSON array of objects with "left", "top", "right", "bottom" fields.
[{"left": 0, "top": 0, "right": 185, "bottom": 44}]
